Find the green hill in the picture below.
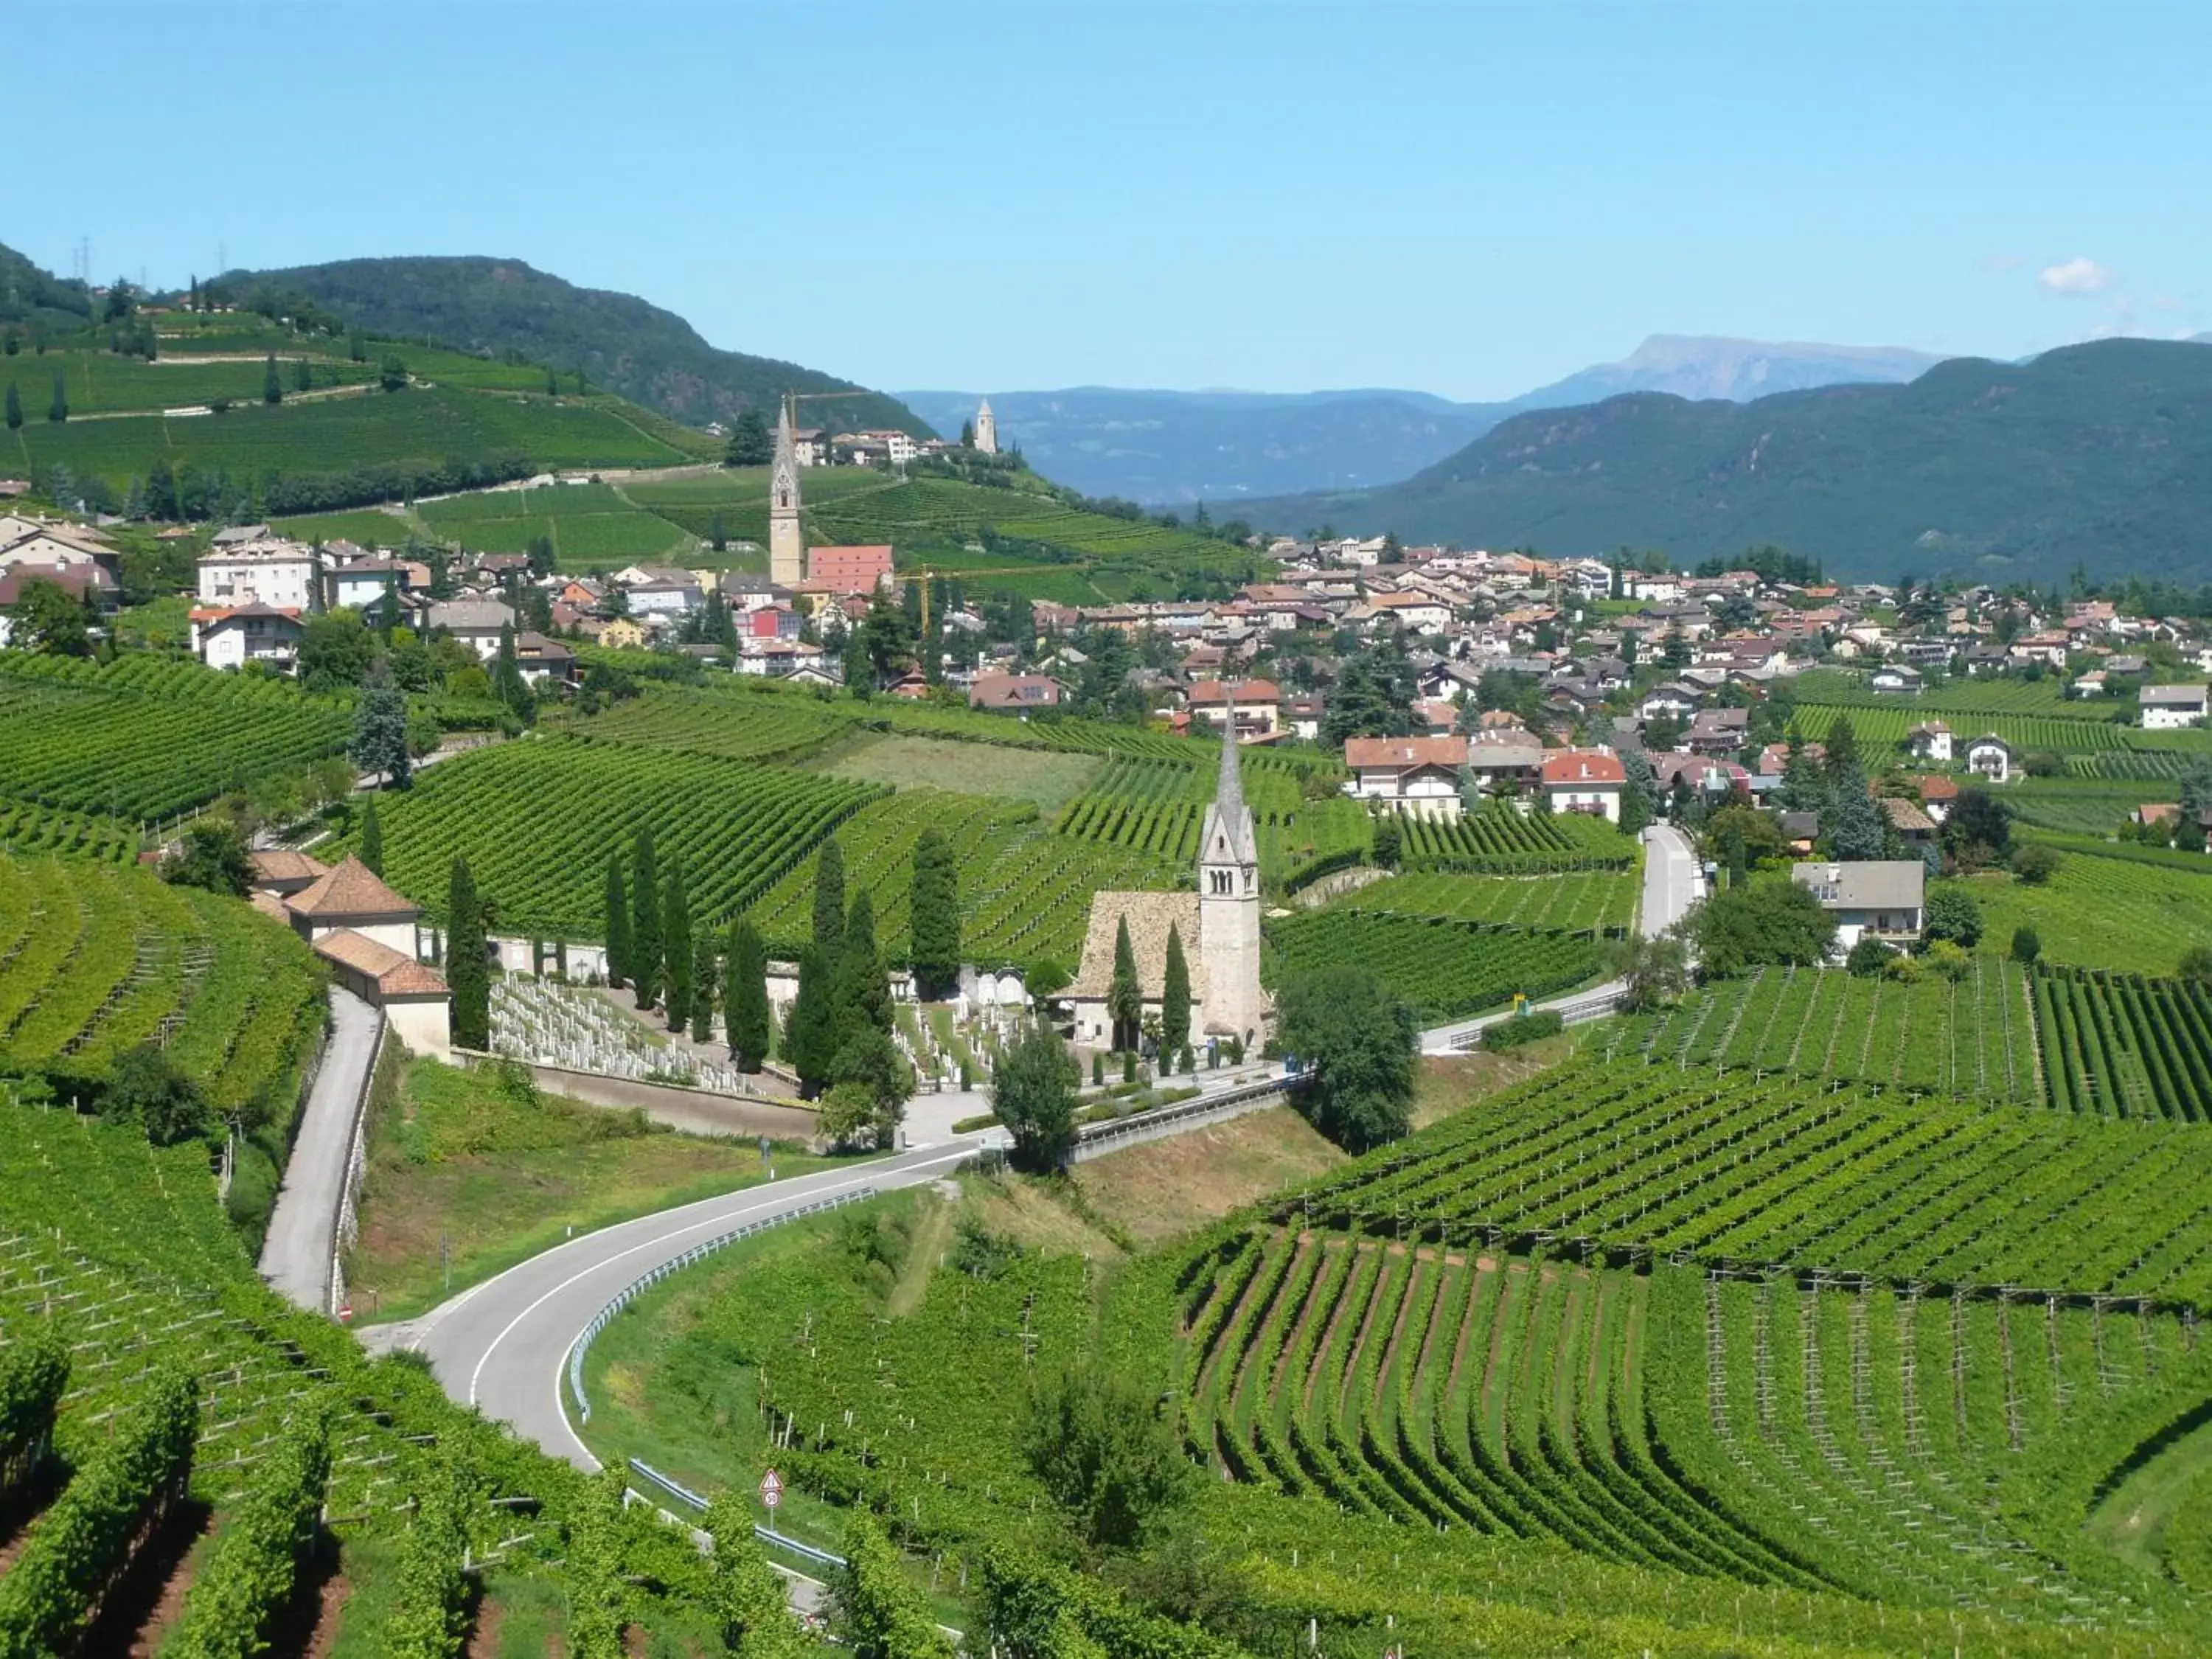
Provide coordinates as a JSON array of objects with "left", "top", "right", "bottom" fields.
[
  {"left": 229, "top": 253, "right": 929, "bottom": 437},
  {"left": 1250, "top": 338, "right": 2212, "bottom": 584}
]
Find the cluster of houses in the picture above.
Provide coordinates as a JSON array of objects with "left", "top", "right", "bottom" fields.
[{"left": 0, "top": 512, "right": 121, "bottom": 644}]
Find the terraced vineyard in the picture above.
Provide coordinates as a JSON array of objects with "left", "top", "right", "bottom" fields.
[
  {"left": 1950, "top": 855, "right": 2212, "bottom": 973},
  {"left": 352, "top": 734, "right": 884, "bottom": 936},
  {"left": 2033, "top": 964, "right": 2212, "bottom": 1119},
  {"left": 1338, "top": 869, "right": 1640, "bottom": 931},
  {"left": 1279, "top": 1064, "right": 2212, "bottom": 1304},
  {"left": 1056, "top": 754, "right": 1373, "bottom": 888},
  {"left": 0, "top": 801, "right": 140, "bottom": 863},
  {"left": 1265, "top": 911, "right": 1596, "bottom": 1021},
  {"left": 573, "top": 684, "right": 852, "bottom": 764},
  {"left": 0, "top": 852, "right": 325, "bottom": 1114},
  {"left": 1602, "top": 959, "right": 2041, "bottom": 1103},
  {"left": 742, "top": 790, "right": 1171, "bottom": 972},
  {"left": 1399, "top": 802, "right": 1639, "bottom": 874},
  {"left": 0, "top": 655, "right": 349, "bottom": 823},
  {"left": 1175, "top": 1229, "right": 2210, "bottom": 1624},
  {"left": 1790, "top": 703, "right": 2135, "bottom": 755}
]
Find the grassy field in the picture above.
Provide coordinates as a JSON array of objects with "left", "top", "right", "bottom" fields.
[
  {"left": 1949, "top": 847, "right": 2212, "bottom": 973},
  {"left": 1333, "top": 868, "right": 1640, "bottom": 931},
  {"left": 344, "top": 1051, "right": 831, "bottom": 1322},
  {"left": 813, "top": 730, "right": 1106, "bottom": 811},
  {"left": 417, "top": 478, "right": 698, "bottom": 563}
]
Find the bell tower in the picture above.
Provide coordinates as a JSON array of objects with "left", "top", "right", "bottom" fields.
[
  {"left": 1197, "top": 696, "right": 1265, "bottom": 1045},
  {"left": 768, "top": 396, "right": 804, "bottom": 588}
]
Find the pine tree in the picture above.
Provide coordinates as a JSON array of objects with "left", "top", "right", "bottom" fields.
[
  {"left": 447, "top": 858, "right": 490, "bottom": 1051},
  {"left": 348, "top": 660, "right": 411, "bottom": 788},
  {"left": 494, "top": 622, "right": 535, "bottom": 722},
  {"left": 293, "top": 356, "right": 311, "bottom": 393},
  {"left": 725, "top": 917, "right": 771, "bottom": 1070},
  {"left": 908, "top": 828, "right": 961, "bottom": 1001},
  {"left": 662, "top": 857, "right": 693, "bottom": 1032},
  {"left": 785, "top": 945, "right": 837, "bottom": 1095},
  {"left": 1161, "top": 923, "right": 1192, "bottom": 1057},
  {"left": 630, "top": 830, "right": 661, "bottom": 1012},
  {"left": 1108, "top": 915, "right": 1142, "bottom": 1053},
  {"left": 47, "top": 372, "right": 66, "bottom": 423},
  {"left": 4, "top": 383, "right": 18, "bottom": 431},
  {"left": 811, "top": 837, "right": 846, "bottom": 952},
  {"left": 604, "top": 854, "right": 630, "bottom": 991},
  {"left": 262, "top": 352, "right": 282, "bottom": 404},
  {"left": 359, "top": 795, "right": 383, "bottom": 876},
  {"left": 689, "top": 933, "right": 716, "bottom": 1043}
]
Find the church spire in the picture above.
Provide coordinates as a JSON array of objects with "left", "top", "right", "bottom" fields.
[
  {"left": 1217, "top": 688, "right": 1245, "bottom": 821},
  {"left": 1200, "top": 687, "right": 1258, "bottom": 870},
  {"left": 768, "top": 394, "right": 804, "bottom": 587}
]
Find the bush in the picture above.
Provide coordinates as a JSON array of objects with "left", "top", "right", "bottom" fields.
[
  {"left": 2011, "top": 925, "right": 2042, "bottom": 965},
  {"left": 1481, "top": 1009, "right": 1565, "bottom": 1051},
  {"left": 1924, "top": 939, "right": 1972, "bottom": 981},
  {"left": 1921, "top": 886, "right": 1983, "bottom": 949},
  {"left": 2011, "top": 842, "right": 2062, "bottom": 885},
  {"left": 1845, "top": 936, "right": 1894, "bottom": 977},
  {"left": 1023, "top": 1366, "right": 1197, "bottom": 1552}
]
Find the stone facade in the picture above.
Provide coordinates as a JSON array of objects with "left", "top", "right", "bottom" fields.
[{"left": 768, "top": 401, "right": 804, "bottom": 588}]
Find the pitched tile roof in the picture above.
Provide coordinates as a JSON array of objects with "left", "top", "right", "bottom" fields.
[
  {"left": 312, "top": 927, "right": 449, "bottom": 996},
  {"left": 285, "top": 855, "right": 421, "bottom": 921}
]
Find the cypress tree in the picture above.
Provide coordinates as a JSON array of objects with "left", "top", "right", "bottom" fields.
[
  {"left": 725, "top": 917, "right": 771, "bottom": 1070},
  {"left": 262, "top": 352, "right": 282, "bottom": 403},
  {"left": 1161, "top": 923, "right": 1192, "bottom": 1057},
  {"left": 811, "top": 837, "right": 846, "bottom": 952},
  {"left": 908, "top": 828, "right": 961, "bottom": 1001},
  {"left": 359, "top": 795, "right": 383, "bottom": 877},
  {"left": 4, "top": 382, "right": 18, "bottom": 431},
  {"left": 662, "top": 857, "right": 692, "bottom": 1032},
  {"left": 630, "top": 830, "right": 661, "bottom": 1012},
  {"left": 837, "top": 891, "right": 890, "bottom": 1040},
  {"left": 447, "top": 857, "right": 490, "bottom": 1051},
  {"left": 690, "top": 933, "right": 716, "bottom": 1043},
  {"left": 603, "top": 853, "right": 630, "bottom": 991},
  {"left": 1107, "top": 915, "right": 1142, "bottom": 1053},
  {"left": 48, "top": 371, "right": 66, "bottom": 422},
  {"left": 785, "top": 945, "right": 836, "bottom": 1095},
  {"left": 293, "top": 356, "right": 311, "bottom": 393}
]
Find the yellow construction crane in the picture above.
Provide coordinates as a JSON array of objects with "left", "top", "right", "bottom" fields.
[{"left": 913, "top": 563, "right": 1088, "bottom": 636}]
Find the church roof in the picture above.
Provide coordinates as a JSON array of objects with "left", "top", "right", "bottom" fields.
[
  {"left": 1199, "top": 708, "right": 1259, "bottom": 866},
  {"left": 1066, "top": 891, "right": 1207, "bottom": 1004}
]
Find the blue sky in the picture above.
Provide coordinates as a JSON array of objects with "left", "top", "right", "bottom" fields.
[{"left": 11, "top": 1, "right": 2206, "bottom": 401}]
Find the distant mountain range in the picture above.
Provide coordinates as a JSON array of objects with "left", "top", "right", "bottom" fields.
[
  {"left": 901, "top": 335, "right": 1944, "bottom": 507},
  {"left": 1239, "top": 338, "right": 2212, "bottom": 586},
  {"left": 227, "top": 255, "right": 930, "bottom": 437}
]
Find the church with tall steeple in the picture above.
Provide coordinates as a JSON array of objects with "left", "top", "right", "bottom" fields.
[
  {"left": 1063, "top": 709, "right": 1270, "bottom": 1051},
  {"left": 973, "top": 398, "right": 998, "bottom": 456},
  {"left": 768, "top": 398, "right": 804, "bottom": 588}
]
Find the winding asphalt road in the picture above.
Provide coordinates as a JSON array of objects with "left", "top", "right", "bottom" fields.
[
  {"left": 364, "top": 825, "right": 1708, "bottom": 1475},
  {"left": 260, "top": 987, "right": 383, "bottom": 1312}
]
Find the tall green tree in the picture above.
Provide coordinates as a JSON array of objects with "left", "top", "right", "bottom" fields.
[
  {"left": 836, "top": 891, "right": 890, "bottom": 1038},
  {"left": 661, "top": 857, "right": 693, "bottom": 1032},
  {"left": 603, "top": 853, "right": 630, "bottom": 991},
  {"left": 724, "top": 917, "right": 771, "bottom": 1071},
  {"left": 494, "top": 622, "right": 535, "bottom": 722},
  {"left": 723, "top": 409, "right": 773, "bottom": 466},
  {"left": 358, "top": 794, "right": 383, "bottom": 876},
  {"left": 1160, "top": 924, "right": 1192, "bottom": 1058},
  {"left": 348, "top": 659, "right": 411, "bottom": 788},
  {"left": 292, "top": 356, "right": 311, "bottom": 393},
  {"left": 3, "top": 381, "right": 18, "bottom": 431},
  {"left": 689, "top": 933, "right": 717, "bottom": 1043},
  {"left": 1276, "top": 966, "right": 1418, "bottom": 1152},
  {"left": 1107, "top": 915, "right": 1142, "bottom": 1053},
  {"left": 447, "top": 857, "right": 490, "bottom": 1051},
  {"left": 262, "top": 352, "right": 282, "bottom": 404},
  {"left": 630, "top": 828, "right": 661, "bottom": 1012},
  {"left": 3, "top": 576, "right": 94, "bottom": 657},
  {"left": 990, "top": 1017, "right": 1080, "bottom": 1174},
  {"left": 47, "top": 371, "right": 66, "bottom": 422},
  {"left": 908, "top": 828, "right": 961, "bottom": 1000},
  {"left": 811, "top": 837, "right": 846, "bottom": 952},
  {"left": 785, "top": 945, "right": 838, "bottom": 1095}
]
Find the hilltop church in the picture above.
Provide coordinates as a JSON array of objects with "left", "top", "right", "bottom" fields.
[{"left": 1065, "top": 720, "right": 1270, "bottom": 1051}]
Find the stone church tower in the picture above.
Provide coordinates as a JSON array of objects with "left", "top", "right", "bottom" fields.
[
  {"left": 768, "top": 398, "right": 804, "bottom": 588},
  {"left": 973, "top": 398, "right": 998, "bottom": 456},
  {"left": 1197, "top": 706, "right": 1267, "bottom": 1045}
]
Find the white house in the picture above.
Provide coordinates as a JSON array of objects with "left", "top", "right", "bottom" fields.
[
  {"left": 427, "top": 599, "right": 517, "bottom": 661},
  {"left": 1342, "top": 736, "right": 1467, "bottom": 821},
  {"left": 1904, "top": 720, "right": 1954, "bottom": 764},
  {"left": 197, "top": 540, "right": 321, "bottom": 611},
  {"left": 1963, "top": 733, "right": 2016, "bottom": 785},
  {"left": 189, "top": 604, "right": 305, "bottom": 672},
  {"left": 1540, "top": 749, "right": 1627, "bottom": 821},
  {"left": 1790, "top": 860, "right": 1927, "bottom": 952},
  {"left": 1870, "top": 664, "right": 1922, "bottom": 695},
  {"left": 2140, "top": 685, "right": 2210, "bottom": 730}
]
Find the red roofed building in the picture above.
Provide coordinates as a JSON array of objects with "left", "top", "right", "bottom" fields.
[
  {"left": 1343, "top": 735, "right": 1468, "bottom": 820},
  {"left": 805, "top": 544, "right": 894, "bottom": 595},
  {"left": 1541, "top": 748, "right": 1628, "bottom": 822}
]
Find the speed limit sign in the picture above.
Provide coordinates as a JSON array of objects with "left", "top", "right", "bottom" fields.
[{"left": 759, "top": 1467, "right": 783, "bottom": 1512}]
